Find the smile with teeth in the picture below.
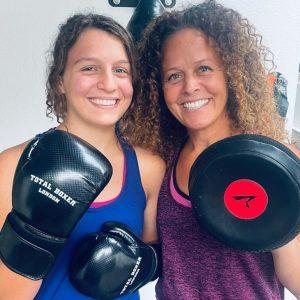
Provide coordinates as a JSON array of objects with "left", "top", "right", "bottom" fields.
[
  {"left": 182, "top": 98, "right": 210, "bottom": 110},
  {"left": 88, "top": 98, "right": 118, "bottom": 106}
]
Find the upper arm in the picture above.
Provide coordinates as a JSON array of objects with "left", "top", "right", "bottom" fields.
[
  {"left": 135, "top": 148, "right": 166, "bottom": 243},
  {"left": 0, "top": 144, "right": 27, "bottom": 228},
  {"left": 0, "top": 143, "right": 42, "bottom": 299}
]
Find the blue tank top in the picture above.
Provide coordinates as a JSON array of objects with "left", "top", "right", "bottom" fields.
[{"left": 35, "top": 142, "right": 146, "bottom": 300}]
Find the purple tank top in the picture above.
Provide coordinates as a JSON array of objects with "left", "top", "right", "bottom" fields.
[{"left": 156, "top": 151, "right": 284, "bottom": 300}]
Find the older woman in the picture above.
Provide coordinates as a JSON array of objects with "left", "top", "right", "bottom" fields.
[{"left": 137, "top": 0, "right": 300, "bottom": 299}]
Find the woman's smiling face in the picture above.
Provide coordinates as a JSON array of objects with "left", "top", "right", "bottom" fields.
[
  {"left": 60, "top": 28, "right": 133, "bottom": 129},
  {"left": 162, "top": 28, "right": 230, "bottom": 134}
]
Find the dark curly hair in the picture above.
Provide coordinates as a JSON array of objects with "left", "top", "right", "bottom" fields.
[
  {"left": 125, "top": 0, "right": 285, "bottom": 163},
  {"left": 46, "top": 13, "right": 138, "bottom": 139}
]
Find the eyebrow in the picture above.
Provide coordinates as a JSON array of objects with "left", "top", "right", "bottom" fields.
[
  {"left": 163, "top": 59, "right": 217, "bottom": 73},
  {"left": 194, "top": 59, "right": 214, "bottom": 65},
  {"left": 74, "top": 57, "right": 130, "bottom": 65}
]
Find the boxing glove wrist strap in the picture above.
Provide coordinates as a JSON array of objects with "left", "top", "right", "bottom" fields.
[
  {"left": 148, "top": 243, "right": 162, "bottom": 281},
  {"left": 0, "top": 212, "right": 66, "bottom": 280}
]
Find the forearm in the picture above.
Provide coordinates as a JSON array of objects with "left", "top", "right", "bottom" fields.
[
  {"left": 0, "top": 261, "right": 42, "bottom": 299},
  {"left": 272, "top": 236, "right": 300, "bottom": 298}
]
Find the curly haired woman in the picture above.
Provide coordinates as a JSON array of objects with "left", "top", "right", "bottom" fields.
[{"left": 133, "top": 0, "right": 300, "bottom": 299}]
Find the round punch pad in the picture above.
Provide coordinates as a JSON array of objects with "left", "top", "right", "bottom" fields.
[{"left": 189, "top": 134, "right": 300, "bottom": 251}]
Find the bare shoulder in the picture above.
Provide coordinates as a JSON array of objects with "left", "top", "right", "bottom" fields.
[
  {"left": 134, "top": 147, "right": 166, "bottom": 242},
  {"left": 0, "top": 142, "right": 28, "bottom": 171},
  {"left": 0, "top": 142, "right": 29, "bottom": 227},
  {"left": 134, "top": 146, "right": 166, "bottom": 197},
  {"left": 134, "top": 146, "right": 166, "bottom": 177},
  {"left": 282, "top": 142, "right": 300, "bottom": 158}
]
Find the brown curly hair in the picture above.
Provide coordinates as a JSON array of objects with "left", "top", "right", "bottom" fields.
[
  {"left": 124, "top": 0, "right": 286, "bottom": 163},
  {"left": 46, "top": 13, "right": 138, "bottom": 141}
]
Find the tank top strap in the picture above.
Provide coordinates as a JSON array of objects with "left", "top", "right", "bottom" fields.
[
  {"left": 168, "top": 143, "right": 192, "bottom": 208},
  {"left": 120, "top": 141, "right": 144, "bottom": 192}
]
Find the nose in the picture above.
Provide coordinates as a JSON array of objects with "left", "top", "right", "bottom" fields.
[
  {"left": 97, "top": 71, "right": 117, "bottom": 92},
  {"left": 183, "top": 74, "right": 200, "bottom": 95}
]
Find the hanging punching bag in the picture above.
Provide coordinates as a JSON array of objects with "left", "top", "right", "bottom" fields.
[{"left": 127, "top": 0, "right": 165, "bottom": 43}]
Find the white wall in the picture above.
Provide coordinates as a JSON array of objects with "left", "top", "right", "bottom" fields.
[
  {"left": 1, "top": 1, "right": 299, "bottom": 299},
  {"left": 0, "top": 0, "right": 133, "bottom": 150}
]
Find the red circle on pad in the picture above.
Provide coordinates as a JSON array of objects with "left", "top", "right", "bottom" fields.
[{"left": 224, "top": 179, "right": 268, "bottom": 219}]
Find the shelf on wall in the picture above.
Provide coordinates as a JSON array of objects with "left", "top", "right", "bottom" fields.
[
  {"left": 291, "top": 128, "right": 300, "bottom": 149},
  {"left": 292, "top": 127, "right": 300, "bottom": 134}
]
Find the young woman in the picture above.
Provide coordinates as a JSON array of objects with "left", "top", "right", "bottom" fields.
[
  {"left": 138, "top": 1, "right": 300, "bottom": 299},
  {"left": 0, "top": 13, "right": 165, "bottom": 299}
]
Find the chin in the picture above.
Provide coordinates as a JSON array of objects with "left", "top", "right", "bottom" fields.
[
  {"left": 185, "top": 121, "right": 209, "bottom": 130},
  {"left": 88, "top": 114, "right": 122, "bottom": 126},
  {"left": 95, "top": 121, "right": 118, "bottom": 129},
  {"left": 83, "top": 118, "right": 116, "bottom": 129}
]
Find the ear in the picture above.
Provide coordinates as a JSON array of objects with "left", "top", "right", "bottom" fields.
[{"left": 59, "top": 77, "right": 66, "bottom": 94}]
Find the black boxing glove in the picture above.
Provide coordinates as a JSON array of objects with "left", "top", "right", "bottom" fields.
[
  {"left": 0, "top": 129, "right": 112, "bottom": 280},
  {"left": 69, "top": 221, "right": 161, "bottom": 299}
]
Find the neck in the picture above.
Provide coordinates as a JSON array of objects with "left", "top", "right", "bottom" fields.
[
  {"left": 57, "top": 119, "right": 120, "bottom": 156},
  {"left": 187, "top": 115, "right": 237, "bottom": 153}
]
